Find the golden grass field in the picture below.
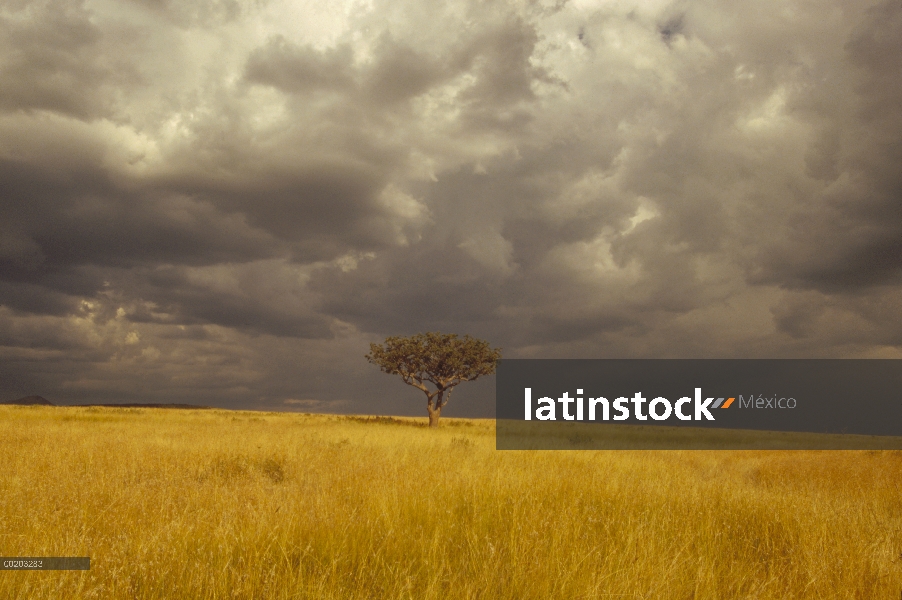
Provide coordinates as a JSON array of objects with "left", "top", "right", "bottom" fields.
[{"left": 1, "top": 405, "right": 901, "bottom": 599}]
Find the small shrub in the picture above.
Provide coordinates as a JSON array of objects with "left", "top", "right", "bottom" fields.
[
  {"left": 199, "top": 454, "right": 286, "bottom": 484},
  {"left": 256, "top": 457, "right": 285, "bottom": 483}
]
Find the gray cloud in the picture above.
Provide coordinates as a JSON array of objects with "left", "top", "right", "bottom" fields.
[
  {"left": 244, "top": 37, "right": 356, "bottom": 94},
  {"left": 126, "top": 0, "right": 250, "bottom": 29},
  {"left": 1, "top": 0, "right": 900, "bottom": 413}
]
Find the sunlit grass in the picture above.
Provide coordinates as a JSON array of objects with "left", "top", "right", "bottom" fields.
[{"left": 1, "top": 406, "right": 900, "bottom": 599}]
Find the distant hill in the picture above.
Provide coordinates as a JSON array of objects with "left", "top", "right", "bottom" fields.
[
  {"left": 0, "top": 397, "right": 210, "bottom": 409},
  {"left": 2, "top": 395, "right": 54, "bottom": 406},
  {"left": 73, "top": 403, "right": 211, "bottom": 409}
]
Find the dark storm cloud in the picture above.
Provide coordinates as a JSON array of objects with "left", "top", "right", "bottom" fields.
[
  {"left": 0, "top": 305, "right": 96, "bottom": 351},
  {"left": 0, "top": 281, "right": 79, "bottom": 317},
  {"left": 310, "top": 133, "right": 631, "bottom": 343},
  {"left": 244, "top": 37, "right": 356, "bottom": 94},
  {"left": 0, "top": 0, "right": 140, "bottom": 119},
  {"left": 133, "top": 262, "right": 334, "bottom": 337},
  {"left": 0, "top": 145, "right": 282, "bottom": 300},
  {"left": 179, "top": 163, "right": 406, "bottom": 260},
  {"left": 362, "top": 34, "right": 453, "bottom": 105},
  {"left": 243, "top": 13, "right": 549, "bottom": 113},
  {"left": 744, "top": 0, "right": 902, "bottom": 293},
  {"left": 455, "top": 17, "right": 547, "bottom": 108},
  {"left": 657, "top": 13, "right": 684, "bottom": 45},
  {"left": 1, "top": 0, "right": 901, "bottom": 411},
  {"left": 313, "top": 244, "right": 507, "bottom": 336},
  {"left": 126, "top": 0, "right": 247, "bottom": 28}
]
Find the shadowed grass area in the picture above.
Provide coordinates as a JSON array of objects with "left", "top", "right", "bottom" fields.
[{"left": 1, "top": 406, "right": 900, "bottom": 599}]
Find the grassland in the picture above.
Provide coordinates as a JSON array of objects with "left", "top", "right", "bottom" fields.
[{"left": 1, "top": 405, "right": 900, "bottom": 599}]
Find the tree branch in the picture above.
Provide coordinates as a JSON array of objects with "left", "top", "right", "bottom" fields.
[{"left": 439, "top": 384, "right": 456, "bottom": 408}]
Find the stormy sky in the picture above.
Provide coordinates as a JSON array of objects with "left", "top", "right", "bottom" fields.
[{"left": 1, "top": 0, "right": 900, "bottom": 416}]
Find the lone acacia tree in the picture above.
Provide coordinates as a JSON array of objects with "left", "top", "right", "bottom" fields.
[{"left": 365, "top": 332, "right": 502, "bottom": 427}]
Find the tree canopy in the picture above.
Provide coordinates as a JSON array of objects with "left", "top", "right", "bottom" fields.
[{"left": 365, "top": 332, "right": 501, "bottom": 427}]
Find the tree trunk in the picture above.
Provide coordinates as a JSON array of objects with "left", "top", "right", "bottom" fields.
[
  {"left": 427, "top": 391, "right": 443, "bottom": 428},
  {"left": 428, "top": 407, "right": 441, "bottom": 427}
]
